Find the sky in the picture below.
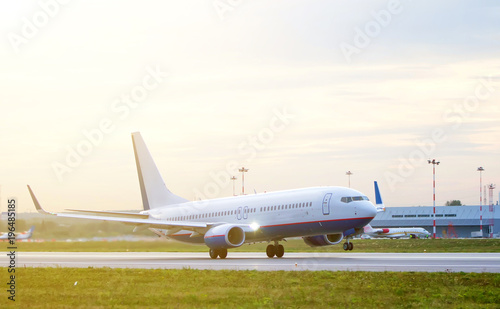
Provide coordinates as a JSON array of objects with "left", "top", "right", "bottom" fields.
[{"left": 1, "top": 0, "right": 499, "bottom": 212}]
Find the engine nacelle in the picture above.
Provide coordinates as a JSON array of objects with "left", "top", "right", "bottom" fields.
[
  {"left": 204, "top": 224, "right": 245, "bottom": 249},
  {"left": 302, "top": 233, "right": 344, "bottom": 247}
]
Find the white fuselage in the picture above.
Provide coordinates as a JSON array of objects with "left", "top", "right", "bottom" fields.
[
  {"left": 147, "top": 186, "right": 377, "bottom": 244},
  {"left": 367, "top": 227, "right": 431, "bottom": 239}
]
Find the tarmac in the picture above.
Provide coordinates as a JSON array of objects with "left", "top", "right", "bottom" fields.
[{"left": 13, "top": 252, "right": 500, "bottom": 273}]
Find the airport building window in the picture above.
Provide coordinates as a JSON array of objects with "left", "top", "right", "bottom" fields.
[
  {"left": 392, "top": 215, "right": 403, "bottom": 218},
  {"left": 445, "top": 214, "right": 457, "bottom": 217},
  {"left": 404, "top": 215, "right": 416, "bottom": 218},
  {"left": 418, "top": 214, "right": 430, "bottom": 217},
  {"left": 435, "top": 214, "right": 443, "bottom": 217}
]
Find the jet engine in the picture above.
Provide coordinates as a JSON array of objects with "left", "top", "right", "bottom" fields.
[
  {"left": 302, "top": 233, "right": 344, "bottom": 247},
  {"left": 204, "top": 224, "right": 245, "bottom": 249}
]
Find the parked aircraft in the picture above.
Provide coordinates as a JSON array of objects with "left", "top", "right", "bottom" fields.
[
  {"left": 363, "top": 181, "right": 430, "bottom": 239},
  {"left": 28, "top": 132, "right": 377, "bottom": 259},
  {"left": 0, "top": 226, "right": 35, "bottom": 240},
  {"left": 363, "top": 224, "right": 431, "bottom": 239}
]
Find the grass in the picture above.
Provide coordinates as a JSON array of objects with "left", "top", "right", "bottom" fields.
[
  {"left": 2, "top": 268, "right": 499, "bottom": 308},
  {"left": 5, "top": 238, "right": 500, "bottom": 253}
]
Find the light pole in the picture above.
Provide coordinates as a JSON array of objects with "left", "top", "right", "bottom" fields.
[
  {"left": 488, "top": 184, "right": 496, "bottom": 238},
  {"left": 231, "top": 176, "right": 237, "bottom": 196},
  {"left": 239, "top": 167, "right": 248, "bottom": 195},
  {"left": 428, "top": 159, "right": 440, "bottom": 239},
  {"left": 477, "top": 167, "right": 484, "bottom": 236},
  {"left": 346, "top": 171, "right": 353, "bottom": 188}
]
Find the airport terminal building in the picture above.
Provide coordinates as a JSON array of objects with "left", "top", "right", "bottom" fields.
[{"left": 371, "top": 205, "right": 500, "bottom": 238}]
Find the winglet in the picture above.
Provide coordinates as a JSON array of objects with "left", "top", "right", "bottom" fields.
[
  {"left": 374, "top": 181, "right": 385, "bottom": 212},
  {"left": 27, "top": 185, "right": 53, "bottom": 215}
]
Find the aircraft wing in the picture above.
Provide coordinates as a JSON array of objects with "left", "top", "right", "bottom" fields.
[
  {"left": 65, "top": 209, "right": 150, "bottom": 219},
  {"left": 27, "top": 185, "right": 207, "bottom": 230}
]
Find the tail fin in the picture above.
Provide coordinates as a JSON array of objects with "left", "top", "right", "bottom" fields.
[
  {"left": 374, "top": 181, "right": 385, "bottom": 212},
  {"left": 363, "top": 224, "right": 374, "bottom": 233},
  {"left": 132, "top": 132, "right": 188, "bottom": 210},
  {"left": 26, "top": 226, "right": 35, "bottom": 237}
]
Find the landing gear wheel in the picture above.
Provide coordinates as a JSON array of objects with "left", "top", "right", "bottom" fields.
[
  {"left": 348, "top": 242, "right": 353, "bottom": 251},
  {"left": 209, "top": 248, "right": 218, "bottom": 259},
  {"left": 275, "top": 244, "right": 285, "bottom": 258},
  {"left": 266, "top": 244, "right": 276, "bottom": 258},
  {"left": 218, "top": 248, "right": 228, "bottom": 259},
  {"left": 343, "top": 242, "right": 349, "bottom": 251}
]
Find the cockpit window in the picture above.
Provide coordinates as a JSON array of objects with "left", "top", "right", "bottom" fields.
[{"left": 341, "top": 196, "right": 369, "bottom": 203}]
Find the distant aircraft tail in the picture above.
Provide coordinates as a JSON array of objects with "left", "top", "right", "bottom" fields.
[
  {"left": 25, "top": 226, "right": 35, "bottom": 238},
  {"left": 16, "top": 226, "right": 35, "bottom": 240},
  {"left": 132, "top": 132, "right": 188, "bottom": 210},
  {"left": 374, "top": 181, "right": 385, "bottom": 212},
  {"left": 363, "top": 224, "right": 375, "bottom": 233}
]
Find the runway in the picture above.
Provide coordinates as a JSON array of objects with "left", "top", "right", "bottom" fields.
[{"left": 12, "top": 252, "right": 500, "bottom": 273}]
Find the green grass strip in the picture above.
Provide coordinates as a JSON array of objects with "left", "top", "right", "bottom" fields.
[{"left": 2, "top": 268, "right": 499, "bottom": 308}]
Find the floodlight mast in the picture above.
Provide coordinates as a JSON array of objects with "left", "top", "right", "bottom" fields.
[
  {"left": 488, "top": 184, "right": 496, "bottom": 238},
  {"left": 477, "top": 167, "right": 484, "bottom": 235},
  {"left": 231, "top": 176, "right": 237, "bottom": 196},
  {"left": 346, "top": 171, "right": 353, "bottom": 188},
  {"left": 428, "top": 159, "right": 440, "bottom": 239},
  {"left": 239, "top": 167, "right": 248, "bottom": 195}
]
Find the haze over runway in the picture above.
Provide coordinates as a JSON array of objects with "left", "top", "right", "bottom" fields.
[
  {"left": 1, "top": 1, "right": 499, "bottom": 213},
  {"left": 14, "top": 252, "right": 500, "bottom": 273}
]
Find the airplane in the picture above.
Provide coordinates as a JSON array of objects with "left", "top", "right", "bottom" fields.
[
  {"left": 362, "top": 181, "right": 431, "bottom": 239},
  {"left": 0, "top": 226, "right": 35, "bottom": 240},
  {"left": 363, "top": 224, "right": 431, "bottom": 239},
  {"left": 28, "top": 132, "right": 377, "bottom": 259}
]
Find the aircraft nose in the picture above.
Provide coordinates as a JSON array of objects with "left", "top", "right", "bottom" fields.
[{"left": 361, "top": 201, "right": 377, "bottom": 219}]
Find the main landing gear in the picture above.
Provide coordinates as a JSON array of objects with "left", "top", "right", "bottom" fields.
[
  {"left": 343, "top": 240, "right": 353, "bottom": 251},
  {"left": 209, "top": 248, "right": 228, "bottom": 259},
  {"left": 266, "top": 241, "right": 285, "bottom": 258}
]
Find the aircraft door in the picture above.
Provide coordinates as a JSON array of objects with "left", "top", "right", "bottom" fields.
[
  {"left": 243, "top": 206, "right": 249, "bottom": 219},
  {"left": 237, "top": 207, "right": 242, "bottom": 220},
  {"left": 322, "top": 193, "right": 332, "bottom": 215}
]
